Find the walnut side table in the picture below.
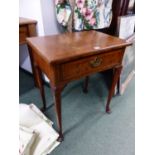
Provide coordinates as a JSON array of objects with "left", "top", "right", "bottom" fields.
[{"left": 27, "top": 31, "right": 131, "bottom": 141}]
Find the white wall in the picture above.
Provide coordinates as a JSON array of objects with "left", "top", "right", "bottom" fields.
[
  {"left": 19, "top": 0, "right": 61, "bottom": 73},
  {"left": 19, "top": 0, "right": 44, "bottom": 36}
]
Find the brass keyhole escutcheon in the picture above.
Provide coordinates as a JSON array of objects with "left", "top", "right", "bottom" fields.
[{"left": 90, "top": 57, "right": 102, "bottom": 68}]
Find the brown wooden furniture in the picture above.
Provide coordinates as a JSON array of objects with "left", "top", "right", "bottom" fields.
[
  {"left": 26, "top": 31, "right": 131, "bottom": 141},
  {"left": 19, "top": 17, "right": 37, "bottom": 44},
  {"left": 19, "top": 17, "right": 40, "bottom": 89}
]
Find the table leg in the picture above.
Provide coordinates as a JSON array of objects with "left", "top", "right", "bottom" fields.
[
  {"left": 83, "top": 76, "right": 89, "bottom": 93},
  {"left": 50, "top": 83, "right": 64, "bottom": 142},
  {"left": 34, "top": 65, "right": 46, "bottom": 111},
  {"left": 106, "top": 66, "right": 122, "bottom": 113},
  {"left": 27, "top": 45, "right": 40, "bottom": 88}
]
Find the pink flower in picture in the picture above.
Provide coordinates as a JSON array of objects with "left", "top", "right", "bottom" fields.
[
  {"left": 89, "top": 18, "right": 96, "bottom": 26},
  {"left": 81, "top": 7, "right": 86, "bottom": 15},
  {"left": 83, "top": 8, "right": 94, "bottom": 20},
  {"left": 76, "top": 0, "right": 85, "bottom": 9}
]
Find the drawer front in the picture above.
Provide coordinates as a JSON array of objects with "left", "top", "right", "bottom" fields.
[
  {"left": 61, "top": 50, "right": 123, "bottom": 81},
  {"left": 19, "top": 26, "right": 28, "bottom": 44}
]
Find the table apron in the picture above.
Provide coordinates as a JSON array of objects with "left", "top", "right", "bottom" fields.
[{"left": 58, "top": 49, "right": 124, "bottom": 83}]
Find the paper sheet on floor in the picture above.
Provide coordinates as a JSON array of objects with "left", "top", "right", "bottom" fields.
[{"left": 19, "top": 103, "right": 60, "bottom": 155}]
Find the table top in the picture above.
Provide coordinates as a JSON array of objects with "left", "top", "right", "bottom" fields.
[
  {"left": 26, "top": 30, "right": 130, "bottom": 64},
  {"left": 19, "top": 17, "right": 37, "bottom": 26}
]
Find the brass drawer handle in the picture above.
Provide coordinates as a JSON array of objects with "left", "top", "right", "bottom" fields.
[{"left": 90, "top": 57, "right": 102, "bottom": 68}]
